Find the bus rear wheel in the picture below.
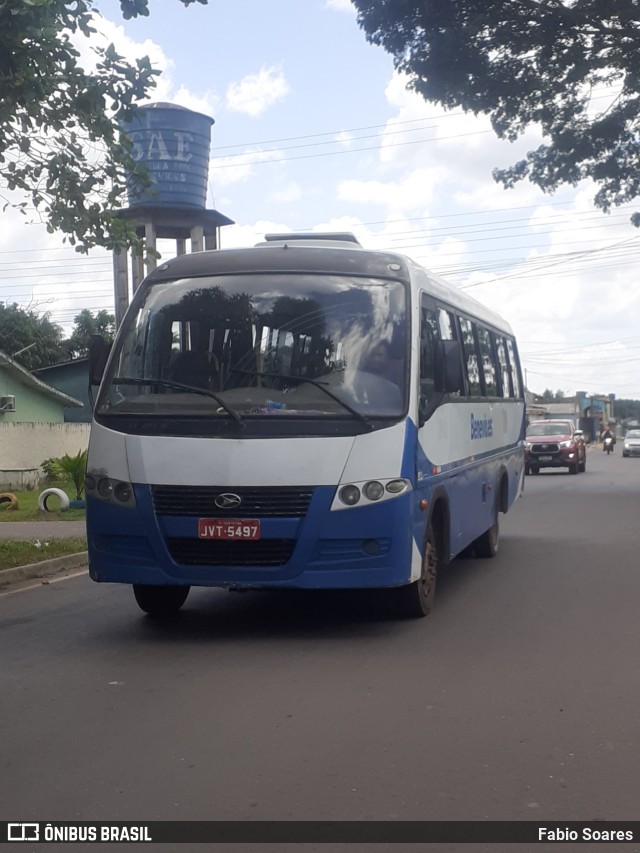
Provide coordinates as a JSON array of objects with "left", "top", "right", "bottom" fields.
[
  {"left": 473, "top": 508, "right": 499, "bottom": 558},
  {"left": 133, "top": 584, "right": 190, "bottom": 616},
  {"left": 393, "top": 520, "right": 439, "bottom": 618}
]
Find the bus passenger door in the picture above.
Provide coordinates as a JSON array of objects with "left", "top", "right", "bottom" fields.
[
  {"left": 416, "top": 294, "right": 452, "bottom": 534},
  {"left": 417, "top": 296, "right": 467, "bottom": 558}
]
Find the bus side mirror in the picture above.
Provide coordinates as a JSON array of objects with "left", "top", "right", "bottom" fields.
[
  {"left": 435, "top": 340, "right": 464, "bottom": 394},
  {"left": 88, "top": 335, "right": 112, "bottom": 386}
]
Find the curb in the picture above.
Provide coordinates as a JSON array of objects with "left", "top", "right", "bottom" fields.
[{"left": 0, "top": 552, "right": 88, "bottom": 589}]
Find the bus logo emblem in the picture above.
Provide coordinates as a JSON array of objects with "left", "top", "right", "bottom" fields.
[{"left": 215, "top": 493, "right": 242, "bottom": 509}]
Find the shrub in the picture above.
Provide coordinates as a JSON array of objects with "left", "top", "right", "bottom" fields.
[
  {"left": 40, "top": 457, "right": 59, "bottom": 484},
  {"left": 41, "top": 450, "right": 88, "bottom": 500}
]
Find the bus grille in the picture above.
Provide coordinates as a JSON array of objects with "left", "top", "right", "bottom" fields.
[
  {"left": 166, "top": 537, "right": 295, "bottom": 566},
  {"left": 152, "top": 485, "right": 313, "bottom": 518}
]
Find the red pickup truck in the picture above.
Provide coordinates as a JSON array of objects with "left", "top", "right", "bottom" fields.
[{"left": 525, "top": 419, "right": 586, "bottom": 475}]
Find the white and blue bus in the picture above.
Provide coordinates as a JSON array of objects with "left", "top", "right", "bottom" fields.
[{"left": 86, "top": 233, "right": 525, "bottom": 617}]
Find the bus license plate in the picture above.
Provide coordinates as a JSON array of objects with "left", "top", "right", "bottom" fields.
[
  {"left": 539, "top": 456, "right": 553, "bottom": 462},
  {"left": 198, "top": 519, "right": 261, "bottom": 540}
]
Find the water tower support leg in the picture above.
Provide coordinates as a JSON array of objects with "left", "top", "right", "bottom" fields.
[
  {"left": 113, "top": 248, "right": 129, "bottom": 329},
  {"left": 191, "top": 225, "right": 204, "bottom": 253},
  {"left": 145, "top": 221, "right": 158, "bottom": 274}
]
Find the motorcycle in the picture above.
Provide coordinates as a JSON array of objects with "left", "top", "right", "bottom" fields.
[{"left": 603, "top": 435, "right": 614, "bottom": 454}]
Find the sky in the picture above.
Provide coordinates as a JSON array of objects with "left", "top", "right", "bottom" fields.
[{"left": 2, "top": 0, "right": 640, "bottom": 399}]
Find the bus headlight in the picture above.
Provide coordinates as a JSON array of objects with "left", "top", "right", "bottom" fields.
[
  {"left": 333, "top": 478, "right": 412, "bottom": 510},
  {"left": 363, "top": 481, "right": 384, "bottom": 501},
  {"left": 86, "top": 471, "right": 136, "bottom": 508},
  {"left": 339, "top": 485, "right": 361, "bottom": 506},
  {"left": 114, "top": 482, "right": 133, "bottom": 503},
  {"left": 97, "top": 478, "right": 113, "bottom": 498},
  {"left": 385, "top": 479, "right": 408, "bottom": 494}
]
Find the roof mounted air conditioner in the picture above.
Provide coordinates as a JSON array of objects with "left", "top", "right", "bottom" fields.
[{"left": 257, "top": 232, "right": 362, "bottom": 248}]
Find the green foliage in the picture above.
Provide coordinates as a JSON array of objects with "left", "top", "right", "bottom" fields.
[
  {"left": 541, "top": 389, "right": 566, "bottom": 401},
  {"left": 63, "top": 308, "right": 115, "bottom": 358},
  {"left": 0, "top": 302, "right": 64, "bottom": 370},
  {"left": 43, "top": 450, "right": 88, "bottom": 500},
  {"left": 615, "top": 399, "right": 640, "bottom": 421},
  {"left": 0, "top": 304, "right": 117, "bottom": 368},
  {"left": 0, "top": 0, "right": 208, "bottom": 254},
  {"left": 40, "top": 457, "right": 60, "bottom": 484},
  {"left": 353, "top": 0, "right": 640, "bottom": 224}
]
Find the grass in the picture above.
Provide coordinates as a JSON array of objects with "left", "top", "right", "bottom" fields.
[
  {"left": 0, "top": 483, "right": 86, "bottom": 522},
  {"left": 0, "top": 537, "right": 87, "bottom": 572}
]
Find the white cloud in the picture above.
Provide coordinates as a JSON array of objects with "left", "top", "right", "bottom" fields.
[
  {"left": 226, "top": 67, "right": 290, "bottom": 117},
  {"left": 270, "top": 183, "right": 302, "bottom": 203},
  {"left": 168, "top": 86, "right": 221, "bottom": 120},
  {"left": 325, "top": 0, "right": 354, "bottom": 11},
  {"left": 334, "top": 131, "right": 355, "bottom": 148},
  {"left": 77, "top": 14, "right": 174, "bottom": 93},
  {"left": 219, "top": 220, "right": 294, "bottom": 249},
  {"left": 209, "top": 148, "right": 284, "bottom": 187},
  {"left": 338, "top": 168, "right": 440, "bottom": 211},
  {"left": 74, "top": 15, "right": 222, "bottom": 118}
]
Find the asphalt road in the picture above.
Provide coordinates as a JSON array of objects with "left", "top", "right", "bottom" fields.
[
  {"left": 1, "top": 446, "right": 639, "bottom": 853},
  {"left": 0, "top": 519, "right": 87, "bottom": 540}
]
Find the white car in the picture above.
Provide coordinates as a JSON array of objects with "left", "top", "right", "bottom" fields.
[{"left": 622, "top": 429, "right": 640, "bottom": 458}]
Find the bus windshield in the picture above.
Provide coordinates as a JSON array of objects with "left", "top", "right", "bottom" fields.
[{"left": 97, "top": 272, "right": 407, "bottom": 420}]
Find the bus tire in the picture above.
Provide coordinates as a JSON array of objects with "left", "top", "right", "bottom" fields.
[
  {"left": 38, "top": 487, "right": 70, "bottom": 512},
  {"left": 393, "top": 519, "right": 439, "bottom": 618},
  {"left": 133, "top": 584, "right": 190, "bottom": 616},
  {"left": 474, "top": 505, "right": 500, "bottom": 558}
]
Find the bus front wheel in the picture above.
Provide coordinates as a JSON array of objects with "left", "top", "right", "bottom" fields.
[
  {"left": 393, "top": 520, "right": 439, "bottom": 618},
  {"left": 133, "top": 584, "right": 190, "bottom": 616}
]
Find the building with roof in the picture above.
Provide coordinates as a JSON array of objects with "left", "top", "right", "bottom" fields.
[
  {"left": 0, "top": 351, "right": 87, "bottom": 489},
  {"left": 33, "top": 357, "right": 91, "bottom": 423}
]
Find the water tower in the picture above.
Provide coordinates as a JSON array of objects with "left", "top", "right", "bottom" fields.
[{"left": 113, "top": 103, "right": 234, "bottom": 327}]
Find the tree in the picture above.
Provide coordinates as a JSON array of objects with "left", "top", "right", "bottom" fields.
[
  {"left": 0, "top": 304, "right": 116, "bottom": 367},
  {"left": 541, "top": 388, "right": 566, "bottom": 401},
  {"left": 0, "top": 0, "right": 208, "bottom": 254},
  {"left": 615, "top": 399, "right": 640, "bottom": 421},
  {"left": 63, "top": 308, "right": 115, "bottom": 358},
  {"left": 0, "top": 302, "right": 64, "bottom": 370},
  {"left": 353, "top": 0, "right": 640, "bottom": 224}
]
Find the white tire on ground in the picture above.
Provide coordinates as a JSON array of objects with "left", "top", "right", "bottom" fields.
[{"left": 38, "top": 487, "right": 70, "bottom": 512}]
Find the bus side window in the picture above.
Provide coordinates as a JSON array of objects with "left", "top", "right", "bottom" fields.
[
  {"left": 477, "top": 326, "right": 498, "bottom": 396},
  {"left": 506, "top": 338, "right": 523, "bottom": 398},
  {"left": 494, "top": 335, "right": 512, "bottom": 397},
  {"left": 419, "top": 301, "right": 439, "bottom": 420},
  {"left": 438, "top": 308, "right": 456, "bottom": 341},
  {"left": 459, "top": 316, "right": 482, "bottom": 396}
]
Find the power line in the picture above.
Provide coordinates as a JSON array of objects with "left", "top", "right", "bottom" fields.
[
  {"left": 210, "top": 128, "right": 496, "bottom": 168},
  {"left": 211, "top": 88, "right": 618, "bottom": 155}
]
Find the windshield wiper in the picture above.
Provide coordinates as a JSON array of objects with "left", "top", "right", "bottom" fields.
[
  {"left": 110, "top": 377, "right": 244, "bottom": 426},
  {"left": 232, "top": 370, "right": 372, "bottom": 428}
]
